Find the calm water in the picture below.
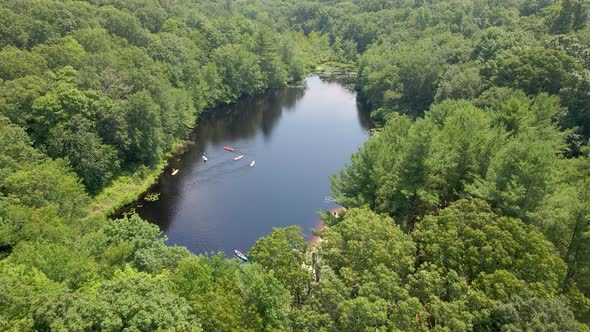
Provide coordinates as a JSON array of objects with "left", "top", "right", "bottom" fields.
[{"left": 131, "top": 76, "right": 371, "bottom": 255}]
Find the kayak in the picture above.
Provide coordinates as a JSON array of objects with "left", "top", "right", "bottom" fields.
[
  {"left": 234, "top": 155, "right": 244, "bottom": 161},
  {"left": 224, "top": 146, "right": 235, "bottom": 152},
  {"left": 234, "top": 250, "right": 248, "bottom": 262},
  {"left": 171, "top": 169, "right": 179, "bottom": 176},
  {"left": 250, "top": 160, "right": 255, "bottom": 167}
]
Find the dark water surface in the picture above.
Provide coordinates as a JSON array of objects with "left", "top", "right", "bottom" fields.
[{"left": 132, "top": 76, "right": 371, "bottom": 255}]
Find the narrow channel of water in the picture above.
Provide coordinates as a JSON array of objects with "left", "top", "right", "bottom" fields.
[{"left": 130, "top": 76, "right": 371, "bottom": 255}]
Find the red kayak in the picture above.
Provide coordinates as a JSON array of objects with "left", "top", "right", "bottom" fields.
[{"left": 224, "top": 146, "right": 235, "bottom": 152}]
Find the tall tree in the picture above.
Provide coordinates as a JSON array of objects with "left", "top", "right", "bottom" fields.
[{"left": 249, "top": 226, "right": 310, "bottom": 305}]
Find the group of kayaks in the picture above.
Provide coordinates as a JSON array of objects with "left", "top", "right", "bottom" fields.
[
  {"left": 224, "top": 146, "right": 255, "bottom": 167},
  {"left": 172, "top": 146, "right": 255, "bottom": 175}
]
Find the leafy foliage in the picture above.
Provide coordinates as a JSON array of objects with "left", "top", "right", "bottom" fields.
[{"left": 0, "top": 0, "right": 589, "bottom": 330}]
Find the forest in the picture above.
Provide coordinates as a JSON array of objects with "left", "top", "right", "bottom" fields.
[{"left": 0, "top": 0, "right": 589, "bottom": 330}]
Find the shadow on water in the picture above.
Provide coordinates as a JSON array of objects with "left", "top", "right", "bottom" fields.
[
  {"left": 195, "top": 84, "right": 307, "bottom": 144},
  {"left": 356, "top": 100, "right": 373, "bottom": 132}
]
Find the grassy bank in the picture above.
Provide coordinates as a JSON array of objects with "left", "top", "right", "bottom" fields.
[{"left": 89, "top": 140, "right": 190, "bottom": 218}]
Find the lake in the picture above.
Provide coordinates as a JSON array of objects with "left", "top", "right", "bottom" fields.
[{"left": 130, "top": 76, "right": 371, "bottom": 255}]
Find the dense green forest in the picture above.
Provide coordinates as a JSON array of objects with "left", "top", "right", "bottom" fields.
[{"left": 1, "top": 0, "right": 589, "bottom": 330}]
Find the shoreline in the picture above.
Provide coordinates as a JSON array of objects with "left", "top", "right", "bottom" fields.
[
  {"left": 308, "top": 207, "right": 346, "bottom": 246},
  {"left": 88, "top": 140, "right": 192, "bottom": 218}
]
